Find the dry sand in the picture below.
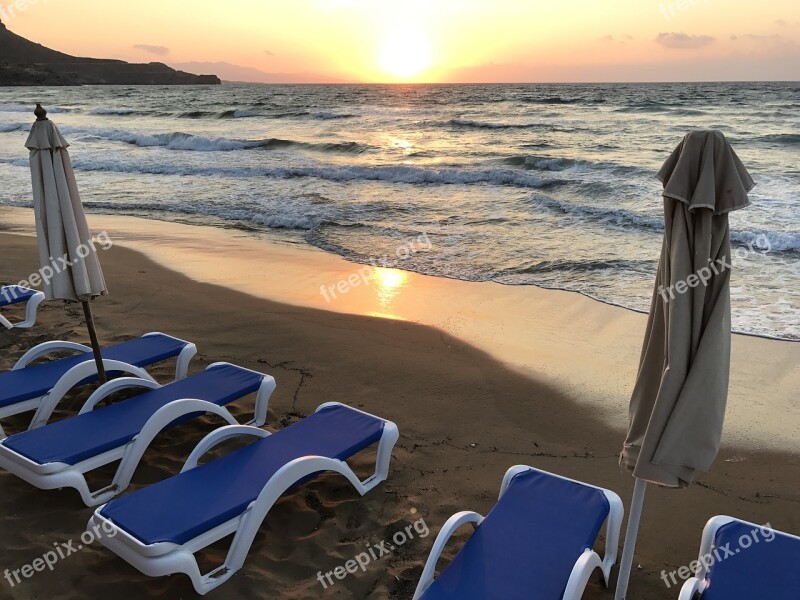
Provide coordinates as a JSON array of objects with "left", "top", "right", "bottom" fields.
[{"left": 0, "top": 212, "right": 798, "bottom": 600}]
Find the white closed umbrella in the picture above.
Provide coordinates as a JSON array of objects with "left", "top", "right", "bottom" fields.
[
  {"left": 26, "top": 103, "right": 109, "bottom": 380},
  {"left": 614, "top": 130, "right": 755, "bottom": 599}
]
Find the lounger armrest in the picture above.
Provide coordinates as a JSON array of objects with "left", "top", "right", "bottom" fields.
[
  {"left": 563, "top": 549, "right": 605, "bottom": 600},
  {"left": 29, "top": 360, "right": 157, "bottom": 429},
  {"left": 412, "top": 511, "right": 485, "bottom": 600},
  {"left": 678, "top": 577, "right": 706, "bottom": 600},
  {"left": 79, "top": 378, "right": 163, "bottom": 414},
  {"left": 13, "top": 340, "right": 93, "bottom": 370},
  {"left": 86, "top": 399, "right": 239, "bottom": 506},
  {"left": 181, "top": 425, "right": 271, "bottom": 472},
  {"left": 0, "top": 313, "right": 12, "bottom": 330}
]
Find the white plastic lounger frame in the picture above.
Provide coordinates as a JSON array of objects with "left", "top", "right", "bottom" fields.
[
  {"left": 88, "top": 402, "right": 400, "bottom": 595},
  {"left": 0, "top": 363, "right": 276, "bottom": 507},
  {"left": 0, "top": 288, "right": 45, "bottom": 329},
  {"left": 413, "top": 465, "right": 624, "bottom": 600},
  {"left": 0, "top": 332, "right": 197, "bottom": 436},
  {"left": 677, "top": 516, "right": 798, "bottom": 600}
]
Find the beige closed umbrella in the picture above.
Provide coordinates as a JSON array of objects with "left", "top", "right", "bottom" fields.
[
  {"left": 614, "top": 130, "right": 755, "bottom": 599},
  {"left": 26, "top": 103, "right": 109, "bottom": 381}
]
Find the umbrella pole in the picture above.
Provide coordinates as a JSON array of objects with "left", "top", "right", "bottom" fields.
[
  {"left": 615, "top": 478, "right": 648, "bottom": 600},
  {"left": 81, "top": 300, "right": 107, "bottom": 383}
]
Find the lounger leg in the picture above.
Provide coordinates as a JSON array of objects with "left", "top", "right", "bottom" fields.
[
  {"left": 364, "top": 421, "right": 400, "bottom": 492},
  {"left": 247, "top": 376, "right": 277, "bottom": 427},
  {"left": 192, "top": 456, "right": 375, "bottom": 594},
  {"left": 29, "top": 359, "right": 156, "bottom": 429},
  {"left": 86, "top": 399, "right": 238, "bottom": 506},
  {"left": 174, "top": 344, "right": 197, "bottom": 380},
  {"left": 18, "top": 292, "right": 45, "bottom": 329},
  {"left": 315, "top": 403, "right": 400, "bottom": 492}
]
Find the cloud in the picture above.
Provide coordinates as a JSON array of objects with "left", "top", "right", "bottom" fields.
[
  {"left": 133, "top": 44, "right": 169, "bottom": 56},
  {"left": 598, "top": 34, "right": 633, "bottom": 44},
  {"left": 656, "top": 32, "right": 715, "bottom": 49},
  {"left": 264, "top": 49, "right": 276, "bottom": 56},
  {"left": 775, "top": 19, "right": 787, "bottom": 27},
  {"left": 731, "top": 33, "right": 782, "bottom": 41}
]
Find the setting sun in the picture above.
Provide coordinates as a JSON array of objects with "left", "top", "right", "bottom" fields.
[{"left": 377, "top": 29, "right": 433, "bottom": 81}]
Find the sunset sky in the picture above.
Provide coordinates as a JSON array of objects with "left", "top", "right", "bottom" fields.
[{"left": 2, "top": 0, "right": 799, "bottom": 82}]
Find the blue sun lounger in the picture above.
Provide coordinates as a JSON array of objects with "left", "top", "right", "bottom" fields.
[
  {"left": 88, "top": 403, "right": 399, "bottom": 594},
  {"left": 0, "top": 332, "right": 197, "bottom": 435},
  {"left": 678, "top": 516, "right": 800, "bottom": 599},
  {"left": 413, "top": 466, "right": 624, "bottom": 600},
  {"left": 0, "top": 362, "right": 276, "bottom": 506},
  {"left": 0, "top": 286, "right": 45, "bottom": 329}
]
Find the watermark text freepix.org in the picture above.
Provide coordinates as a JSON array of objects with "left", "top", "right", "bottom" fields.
[
  {"left": 4, "top": 520, "right": 117, "bottom": 588},
  {"left": 659, "top": 0, "right": 710, "bottom": 21},
  {"left": 316, "top": 517, "right": 429, "bottom": 589},
  {"left": 658, "top": 235, "right": 771, "bottom": 304},
  {"left": 660, "top": 521, "right": 774, "bottom": 588},
  {"left": 9, "top": 230, "right": 113, "bottom": 294},
  {"left": 0, "top": 0, "right": 49, "bottom": 24},
  {"left": 319, "top": 232, "right": 431, "bottom": 303}
]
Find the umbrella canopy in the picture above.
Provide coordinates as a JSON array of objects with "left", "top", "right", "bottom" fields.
[
  {"left": 25, "top": 104, "right": 109, "bottom": 380},
  {"left": 621, "top": 129, "right": 754, "bottom": 487},
  {"left": 26, "top": 106, "right": 107, "bottom": 302},
  {"left": 615, "top": 130, "right": 754, "bottom": 599}
]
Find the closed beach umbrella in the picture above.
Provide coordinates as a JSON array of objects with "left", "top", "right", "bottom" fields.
[
  {"left": 26, "top": 103, "right": 109, "bottom": 380},
  {"left": 614, "top": 130, "right": 754, "bottom": 599}
]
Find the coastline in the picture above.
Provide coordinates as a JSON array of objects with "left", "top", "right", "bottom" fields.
[
  {"left": 0, "top": 219, "right": 798, "bottom": 599},
  {"left": 3, "top": 206, "right": 797, "bottom": 451}
]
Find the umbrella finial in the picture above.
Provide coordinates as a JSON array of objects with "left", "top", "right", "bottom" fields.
[{"left": 34, "top": 103, "right": 48, "bottom": 121}]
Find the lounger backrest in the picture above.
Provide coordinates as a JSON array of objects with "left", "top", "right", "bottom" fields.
[
  {"left": 98, "top": 405, "right": 386, "bottom": 546},
  {"left": 0, "top": 333, "right": 190, "bottom": 409},
  {"left": 703, "top": 520, "right": 800, "bottom": 600},
  {"left": 0, "top": 286, "right": 38, "bottom": 307},
  {"left": 423, "top": 468, "right": 610, "bottom": 599},
  {"left": 2, "top": 363, "right": 264, "bottom": 466}
]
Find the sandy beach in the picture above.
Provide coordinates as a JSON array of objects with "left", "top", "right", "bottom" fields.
[{"left": 0, "top": 208, "right": 797, "bottom": 599}]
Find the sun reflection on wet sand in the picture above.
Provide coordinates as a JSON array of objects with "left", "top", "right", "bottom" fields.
[{"left": 371, "top": 267, "right": 409, "bottom": 315}]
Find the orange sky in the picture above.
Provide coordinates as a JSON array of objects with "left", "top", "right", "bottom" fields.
[{"left": 2, "top": 0, "right": 799, "bottom": 82}]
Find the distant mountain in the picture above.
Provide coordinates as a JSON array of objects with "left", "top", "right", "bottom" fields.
[
  {"left": 0, "top": 21, "right": 220, "bottom": 85},
  {"left": 171, "top": 61, "right": 351, "bottom": 84}
]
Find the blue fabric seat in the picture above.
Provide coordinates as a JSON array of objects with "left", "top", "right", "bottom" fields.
[
  {"left": 0, "top": 333, "right": 191, "bottom": 409},
  {"left": 3, "top": 363, "right": 264, "bottom": 466},
  {"left": 99, "top": 404, "right": 386, "bottom": 546},
  {"left": 0, "top": 286, "right": 38, "bottom": 307},
  {"left": 702, "top": 520, "right": 800, "bottom": 599},
  {"left": 420, "top": 469, "right": 611, "bottom": 600}
]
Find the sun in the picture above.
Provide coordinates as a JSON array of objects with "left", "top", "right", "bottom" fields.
[{"left": 377, "top": 29, "right": 433, "bottom": 81}]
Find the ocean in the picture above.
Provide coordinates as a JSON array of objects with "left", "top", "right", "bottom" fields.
[{"left": 0, "top": 83, "right": 797, "bottom": 340}]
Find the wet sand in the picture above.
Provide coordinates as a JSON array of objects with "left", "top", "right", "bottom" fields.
[{"left": 0, "top": 214, "right": 797, "bottom": 600}]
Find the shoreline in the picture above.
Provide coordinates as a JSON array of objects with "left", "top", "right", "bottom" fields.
[
  {"left": 3, "top": 207, "right": 797, "bottom": 344},
  {"left": 3, "top": 206, "right": 798, "bottom": 452},
  {"left": 0, "top": 226, "right": 798, "bottom": 599}
]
